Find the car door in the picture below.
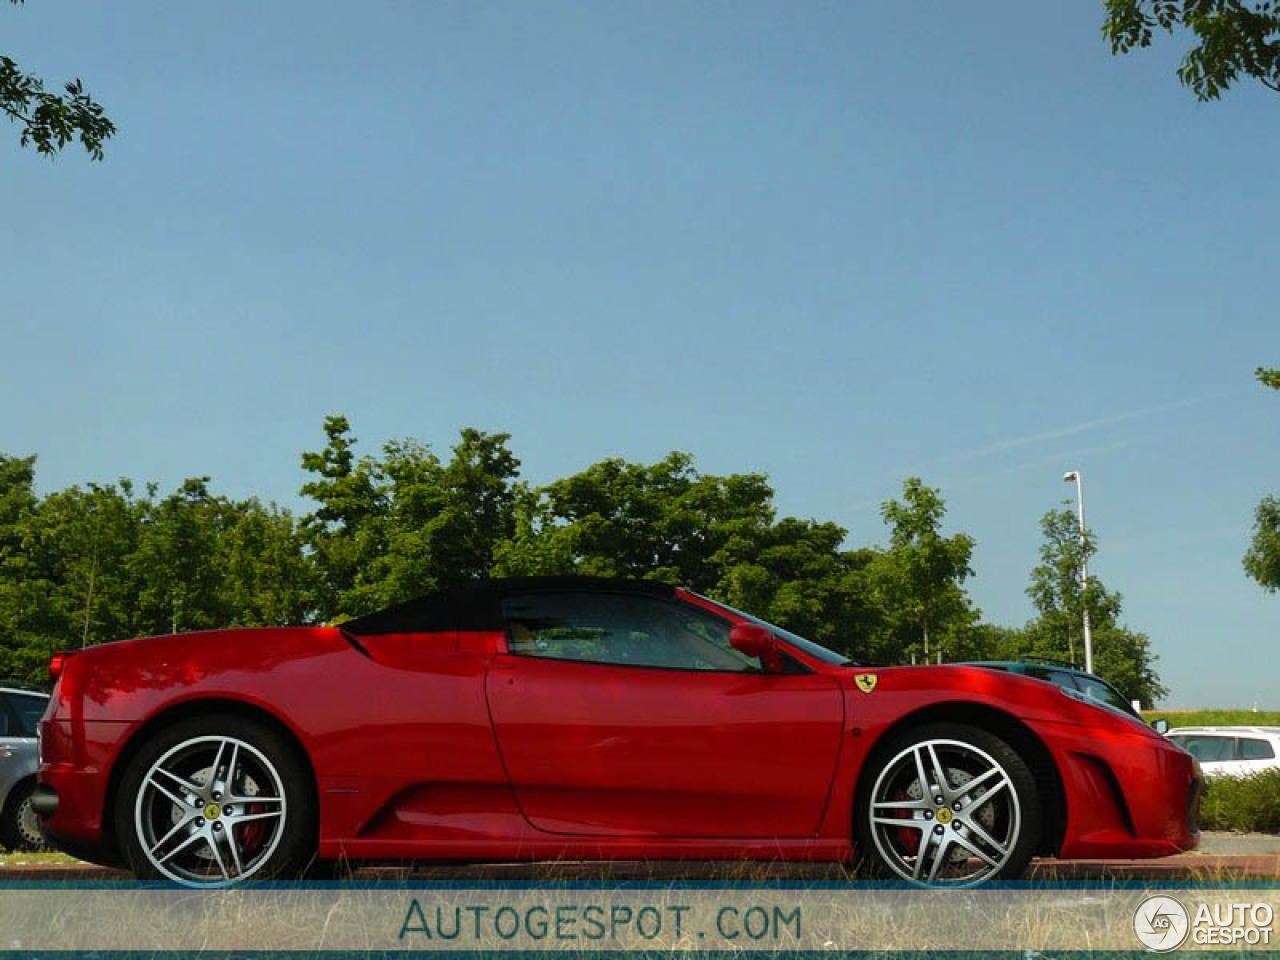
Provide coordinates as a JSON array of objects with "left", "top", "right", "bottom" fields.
[{"left": 485, "top": 591, "right": 845, "bottom": 839}]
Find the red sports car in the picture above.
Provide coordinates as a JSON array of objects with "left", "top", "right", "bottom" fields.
[{"left": 34, "top": 576, "right": 1200, "bottom": 888}]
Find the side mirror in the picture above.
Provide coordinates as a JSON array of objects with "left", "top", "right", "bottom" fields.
[
  {"left": 729, "top": 623, "right": 783, "bottom": 674},
  {"left": 1151, "top": 718, "right": 1169, "bottom": 735}
]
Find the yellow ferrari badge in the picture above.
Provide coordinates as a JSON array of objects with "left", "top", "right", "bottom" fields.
[{"left": 855, "top": 673, "right": 878, "bottom": 694}]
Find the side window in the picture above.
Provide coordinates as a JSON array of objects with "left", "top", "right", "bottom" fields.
[
  {"left": 1239, "top": 738, "right": 1276, "bottom": 761},
  {"left": 0, "top": 697, "right": 10, "bottom": 737},
  {"left": 9, "top": 695, "right": 45, "bottom": 737},
  {"left": 503, "top": 593, "right": 758, "bottom": 672},
  {"left": 1175, "top": 736, "right": 1235, "bottom": 763}
]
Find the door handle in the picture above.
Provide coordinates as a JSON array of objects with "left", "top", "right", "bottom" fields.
[{"left": 0, "top": 747, "right": 13, "bottom": 758}]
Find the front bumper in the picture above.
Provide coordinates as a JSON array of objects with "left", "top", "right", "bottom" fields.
[{"left": 1033, "top": 716, "right": 1201, "bottom": 860}]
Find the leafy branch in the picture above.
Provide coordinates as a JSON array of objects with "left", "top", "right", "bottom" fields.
[
  {"left": 1104, "top": 0, "right": 1280, "bottom": 100},
  {"left": 2, "top": 0, "right": 115, "bottom": 159}
]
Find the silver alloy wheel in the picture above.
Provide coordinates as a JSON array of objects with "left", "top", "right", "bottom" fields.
[
  {"left": 868, "top": 737, "right": 1021, "bottom": 887},
  {"left": 16, "top": 794, "right": 43, "bottom": 848},
  {"left": 134, "top": 735, "right": 288, "bottom": 887}
]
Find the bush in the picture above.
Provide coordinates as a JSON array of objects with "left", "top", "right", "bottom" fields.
[{"left": 1198, "top": 769, "right": 1280, "bottom": 834}]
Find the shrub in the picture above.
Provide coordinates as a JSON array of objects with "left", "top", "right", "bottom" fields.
[{"left": 1198, "top": 769, "right": 1280, "bottom": 834}]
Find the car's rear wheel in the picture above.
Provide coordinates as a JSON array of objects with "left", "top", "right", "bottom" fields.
[
  {"left": 115, "top": 714, "right": 315, "bottom": 887},
  {"left": 855, "top": 722, "right": 1041, "bottom": 887},
  {"left": 1, "top": 781, "right": 45, "bottom": 851}
]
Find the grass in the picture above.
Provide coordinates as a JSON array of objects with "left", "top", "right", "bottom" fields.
[
  {"left": 0, "top": 849, "right": 82, "bottom": 867},
  {"left": 1199, "top": 768, "right": 1280, "bottom": 834},
  {"left": 1144, "top": 708, "right": 1280, "bottom": 727}
]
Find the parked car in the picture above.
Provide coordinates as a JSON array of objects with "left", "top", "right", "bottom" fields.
[
  {"left": 961, "top": 660, "right": 1140, "bottom": 718},
  {"left": 1165, "top": 727, "right": 1280, "bottom": 778},
  {"left": 1, "top": 686, "right": 49, "bottom": 850},
  {"left": 35, "top": 576, "right": 1200, "bottom": 888}
]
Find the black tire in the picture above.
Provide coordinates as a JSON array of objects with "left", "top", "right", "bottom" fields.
[
  {"left": 1, "top": 780, "right": 45, "bottom": 851},
  {"left": 854, "top": 722, "right": 1042, "bottom": 887},
  {"left": 114, "top": 713, "right": 316, "bottom": 886}
]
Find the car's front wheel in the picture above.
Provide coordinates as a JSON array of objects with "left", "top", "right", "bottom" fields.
[
  {"left": 115, "top": 713, "right": 315, "bottom": 887},
  {"left": 855, "top": 722, "right": 1042, "bottom": 887}
]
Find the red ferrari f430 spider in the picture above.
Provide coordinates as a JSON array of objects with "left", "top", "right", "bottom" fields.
[{"left": 33, "top": 577, "right": 1200, "bottom": 887}]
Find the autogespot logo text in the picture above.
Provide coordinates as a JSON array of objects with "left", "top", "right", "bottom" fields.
[
  {"left": 1133, "top": 895, "right": 1190, "bottom": 952},
  {"left": 1134, "top": 895, "right": 1275, "bottom": 951}
]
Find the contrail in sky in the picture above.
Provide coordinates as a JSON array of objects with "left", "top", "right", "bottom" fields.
[{"left": 952, "top": 397, "right": 1204, "bottom": 461}]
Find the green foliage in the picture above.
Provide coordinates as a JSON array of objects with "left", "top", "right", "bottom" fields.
[
  {"left": 300, "top": 418, "right": 520, "bottom": 619},
  {"left": 0, "top": 458, "right": 312, "bottom": 688},
  {"left": 2, "top": 1, "right": 115, "bottom": 159},
  {"left": 1244, "top": 370, "right": 1280, "bottom": 592},
  {"left": 1198, "top": 769, "right": 1280, "bottom": 833},
  {"left": 1017, "top": 506, "right": 1167, "bottom": 706},
  {"left": 493, "top": 451, "right": 879, "bottom": 658},
  {"left": 1244, "top": 495, "right": 1280, "bottom": 591},
  {"left": 0, "top": 416, "right": 1167, "bottom": 702},
  {"left": 1104, "top": 0, "right": 1280, "bottom": 101},
  {"left": 862, "top": 478, "right": 979, "bottom": 664},
  {"left": 1145, "top": 709, "right": 1280, "bottom": 725}
]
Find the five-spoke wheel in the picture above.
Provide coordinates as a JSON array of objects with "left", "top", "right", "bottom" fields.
[
  {"left": 116, "top": 714, "right": 314, "bottom": 887},
  {"left": 856, "top": 722, "right": 1041, "bottom": 887}
]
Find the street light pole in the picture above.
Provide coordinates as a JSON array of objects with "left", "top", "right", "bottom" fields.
[{"left": 1062, "top": 470, "right": 1094, "bottom": 674}]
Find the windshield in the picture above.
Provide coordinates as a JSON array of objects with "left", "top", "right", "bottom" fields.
[
  {"left": 690, "top": 594, "right": 853, "bottom": 666},
  {"left": 1072, "top": 674, "right": 1140, "bottom": 718}
]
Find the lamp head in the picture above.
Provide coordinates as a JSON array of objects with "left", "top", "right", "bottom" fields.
[{"left": 1063, "top": 470, "right": 1079, "bottom": 482}]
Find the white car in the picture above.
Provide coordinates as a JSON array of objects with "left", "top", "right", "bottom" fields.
[{"left": 1166, "top": 726, "right": 1280, "bottom": 777}]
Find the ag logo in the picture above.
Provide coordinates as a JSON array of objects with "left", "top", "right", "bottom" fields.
[
  {"left": 1134, "top": 895, "right": 1189, "bottom": 952},
  {"left": 854, "top": 673, "right": 878, "bottom": 694}
]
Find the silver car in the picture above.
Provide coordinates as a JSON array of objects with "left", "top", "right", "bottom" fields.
[{"left": 1, "top": 687, "right": 49, "bottom": 850}]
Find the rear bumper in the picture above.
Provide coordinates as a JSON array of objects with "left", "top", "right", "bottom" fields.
[
  {"left": 37, "top": 761, "right": 112, "bottom": 859},
  {"left": 35, "top": 716, "right": 131, "bottom": 865}
]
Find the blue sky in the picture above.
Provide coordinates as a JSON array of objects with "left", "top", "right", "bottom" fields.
[{"left": 2, "top": 2, "right": 1275, "bottom": 706}]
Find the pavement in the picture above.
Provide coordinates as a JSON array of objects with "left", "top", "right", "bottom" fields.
[{"left": 1, "top": 832, "right": 1277, "bottom": 882}]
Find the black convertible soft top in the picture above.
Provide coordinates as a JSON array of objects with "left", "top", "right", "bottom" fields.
[{"left": 340, "top": 576, "right": 677, "bottom": 636}]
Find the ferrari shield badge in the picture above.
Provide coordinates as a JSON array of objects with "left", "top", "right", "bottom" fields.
[{"left": 855, "top": 673, "right": 878, "bottom": 694}]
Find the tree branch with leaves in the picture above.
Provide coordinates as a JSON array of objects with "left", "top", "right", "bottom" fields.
[
  {"left": 1104, "top": 0, "right": 1280, "bottom": 100},
  {"left": 3, "top": 0, "right": 115, "bottom": 159}
]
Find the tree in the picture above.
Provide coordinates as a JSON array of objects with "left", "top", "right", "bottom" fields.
[
  {"left": 3, "top": 1, "right": 115, "bottom": 158},
  {"left": 1103, "top": 0, "right": 1280, "bottom": 101},
  {"left": 298, "top": 416, "right": 386, "bottom": 618},
  {"left": 1021, "top": 507, "right": 1167, "bottom": 705},
  {"left": 1244, "top": 497, "right": 1280, "bottom": 591},
  {"left": 864, "top": 478, "right": 979, "bottom": 664},
  {"left": 364, "top": 428, "right": 520, "bottom": 606},
  {"left": 215, "top": 497, "right": 315, "bottom": 627},
  {"left": 0, "top": 454, "right": 56, "bottom": 685},
  {"left": 494, "top": 452, "right": 777, "bottom": 589},
  {"left": 1243, "top": 367, "right": 1280, "bottom": 591},
  {"left": 300, "top": 416, "right": 522, "bottom": 619},
  {"left": 493, "top": 452, "right": 881, "bottom": 659}
]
